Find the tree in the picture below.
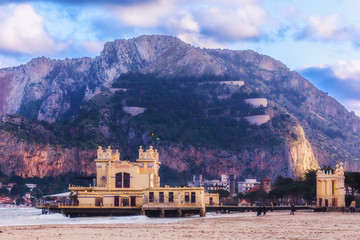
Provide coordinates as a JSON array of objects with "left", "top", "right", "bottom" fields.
[
  {"left": 345, "top": 172, "right": 360, "bottom": 195},
  {"left": 303, "top": 169, "right": 317, "bottom": 188},
  {"left": 209, "top": 189, "right": 230, "bottom": 198},
  {"left": 0, "top": 187, "right": 9, "bottom": 195},
  {"left": 10, "top": 184, "right": 30, "bottom": 197},
  {"left": 244, "top": 190, "right": 267, "bottom": 203},
  {"left": 15, "top": 197, "right": 25, "bottom": 205},
  {"left": 236, "top": 192, "right": 245, "bottom": 200},
  {"left": 32, "top": 186, "right": 43, "bottom": 199},
  {"left": 274, "top": 175, "right": 294, "bottom": 187}
]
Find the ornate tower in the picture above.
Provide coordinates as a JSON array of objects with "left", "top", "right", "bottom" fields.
[
  {"left": 316, "top": 162, "right": 345, "bottom": 208},
  {"left": 136, "top": 146, "right": 161, "bottom": 188},
  {"left": 95, "top": 146, "right": 120, "bottom": 189}
]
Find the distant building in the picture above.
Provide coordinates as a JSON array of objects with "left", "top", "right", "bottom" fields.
[
  {"left": 262, "top": 178, "right": 271, "bottom": 193},
  {"left": 202, "top": 179, "right": 229, "bottom": 192},
  {"left": 238, "top": 179, "right": 260, "bottom": 193},
  {"left": 205, "top": 193, "right": 219, "bottom": 206},
  {"left": 193, "top": 175, "right": 202, "bottom": 187},
  {"left": 238, "top": 199, "right": 251, "bottom": 207},
  {"left": 0, "top": 197, "right": 15, "bottom": 205},
  {"left": 190, "top": 174, "right": 239, "bottom": 196},
  {"left": 191, "top": 174, "right": 232, "bottom": 193},
  {"left": 25, "top": 184, "right": 37, "bottom": 191},
  {"left": 221, "top": 174, "right": 236, "bottom": 195}
]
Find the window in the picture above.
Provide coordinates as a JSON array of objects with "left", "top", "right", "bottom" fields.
[
  {"left": 185, "top": 192, "right": 189, "bottom": 203},
  {"left": 124, "top": 173, "right": 130, "bottom": 188},
  {"left": 114, "top": 196, "right": 119, "bottom": 207},
  {"left": 122, "top": 198, "right": 129, "bottom": 207},
  {"left": 149, "top": 192, "right": 154, "bottom": 203},
  {"left": 115, "top": 173, "right": 122, "bottom": 188},
  {"left": 191, "top": 192, "right": 196, "bottom": 203},
  {"left": 159, "top": 192, "right": 164, "bottom": 203},
  {"left": 169, "top": 192, "right": 174, "bottom": 203},
  {"left": 115, "top": 172, "right": 130, "bottom": 188}
]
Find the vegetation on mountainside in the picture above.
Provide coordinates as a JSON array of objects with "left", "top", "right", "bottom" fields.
[
  {"left": 110, "top": 72, "right": 283, "bottom": 150},
  {"left": 1, "top": 72, "right": 287, "bottom": 153}
]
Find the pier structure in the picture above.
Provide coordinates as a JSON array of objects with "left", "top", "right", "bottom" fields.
[{"left": 57, "top": 146, "right": 212, "bottom": 217}]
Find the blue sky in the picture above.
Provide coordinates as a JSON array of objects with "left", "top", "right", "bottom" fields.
[{"left": 1, "top": 0, "right": 360, "bottom": 115}]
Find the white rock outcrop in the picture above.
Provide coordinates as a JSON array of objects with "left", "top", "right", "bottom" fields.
[
  {"left": 122, "top": 106, "right": 146, "bottom": 116},
  {"left": 244, "top": 98, "right": 268, "bottom": 108},
  {"left": 244, "top": 115, "right": 270, "bottom": 125}
]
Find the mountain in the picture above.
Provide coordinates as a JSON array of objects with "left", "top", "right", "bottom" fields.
[{"left": 0, "top": 35, "right": 359, "bottom": 182}]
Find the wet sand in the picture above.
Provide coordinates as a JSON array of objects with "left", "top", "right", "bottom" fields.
[{"left": 1, "top": 211, "right": 360, "bottom": 240}]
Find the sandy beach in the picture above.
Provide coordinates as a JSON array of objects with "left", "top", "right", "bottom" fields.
[{"left": 1, "top": 211, "right": 359, "bottom": 240}]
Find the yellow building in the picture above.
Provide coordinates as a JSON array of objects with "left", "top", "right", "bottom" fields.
[
  {"left": 316, "top": 163, "right": 345, "bottom": 208},
  {"left": 65, "top": 146, "right": 214, "bottom": 217},
  {"left": 204, "top": 193, "right": 220, "bottom": 206}
]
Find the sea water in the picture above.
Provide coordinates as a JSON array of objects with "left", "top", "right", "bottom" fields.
[
  {"left": 0, "top": 207, "right": 284, "bottom": 227},
  {"left": 0, "top": 207, "right": 196, "bottom": 227}
]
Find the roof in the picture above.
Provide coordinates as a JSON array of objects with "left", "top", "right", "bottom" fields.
[{"left": 42, "top": 192, "right": 73, "bottom": 198}]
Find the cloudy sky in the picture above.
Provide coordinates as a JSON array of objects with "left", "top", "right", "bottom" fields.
[{"left": 1, "top": 0, "right": 360, "bottom": 115}]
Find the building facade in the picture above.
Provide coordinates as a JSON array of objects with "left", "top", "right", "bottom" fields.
[
  {"left": 66, "top": 146, "right": 215, "bottom": 217},
  {"left": 237, "top": 179, "right": 260, "bottom": 193},
  {"left": 316, "top": 163, "right": 345, "bottom": 208}
]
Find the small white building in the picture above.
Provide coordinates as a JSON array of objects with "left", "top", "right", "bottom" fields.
[
  {"left": 202, "top": 179, "right": 229, "bottom": 192},
  {"left": 238, "top": 179, "right": 260, "bottom": 193},
  {"left": 25, "top": 183, "right": 37, "bottom": 191}
]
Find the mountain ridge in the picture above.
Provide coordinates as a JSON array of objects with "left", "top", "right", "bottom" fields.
[{"left": 0, "top": 35, "right": 359, "bottom": 181}]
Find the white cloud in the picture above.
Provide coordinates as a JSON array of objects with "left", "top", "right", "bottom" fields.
[
  {"left": 168, "top": 12, "right": 200, "bottom": 33},
  {"left": 321, "top": 60, "right": 360, "bottom": 81},
  {"left": 306, "top": 14, "right": 349, "bottom": 40},
  {"left": 177, "top": 32, "right": 224, "bottom": 49},
  {"left": 0, "top": 4, "right": 66, "bottom": 55},
  {"left": 195, "top": 1, "right": 269, "bottom": 41},
  {"left": 301, "top": 60, "right": 360, "bottom": 82},
  {"left": 112, "top": 0, "right": 177, "bottom": 28},
  {"left": 80, "top": 40, "right": 105, "bottom": 55},
  {"left": 343, "top": 99, "right": 360, "bottom": 117}
]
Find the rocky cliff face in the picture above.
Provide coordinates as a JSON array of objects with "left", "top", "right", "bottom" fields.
[
  {"left": 0, "top": 35, "right": 359, "bottom": 180},
  {"left": 0, "top": 129, "right": 95, "bottom": 178}
]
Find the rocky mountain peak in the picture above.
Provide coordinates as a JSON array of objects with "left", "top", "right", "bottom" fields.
[{"left": 1, "top": 35, "right": 360, "bottom": 180}]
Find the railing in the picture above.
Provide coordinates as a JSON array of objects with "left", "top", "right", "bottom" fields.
[
  {"left": 58, "top": 203, "right": 142, "bottom": 208},
  {"left": 145, "top": 202, "right": 202, "bottom": 208}
]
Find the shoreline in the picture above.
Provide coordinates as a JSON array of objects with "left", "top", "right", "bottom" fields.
[{"left": 1, "top": 211, "right": 360, "bottom": 239}]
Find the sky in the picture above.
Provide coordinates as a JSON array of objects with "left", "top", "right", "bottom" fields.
[{"left": 1, "top": 0, "right": 360, "bottom": 115}]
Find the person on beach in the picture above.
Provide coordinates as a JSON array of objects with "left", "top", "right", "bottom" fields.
[
  {"left": 257, "top": 207, "right": 262, "bottom": 216},
  {"left": 290, "top": 204, "right": 295, "bottom": 215},
  {"left": 263, "top": 206, "right": 266, "bottom": 216}
]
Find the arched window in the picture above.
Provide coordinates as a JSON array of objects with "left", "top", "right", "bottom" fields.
[
  {"left": 124, "top": 172, "right": 130, "bottom": 188},
  {"left": 115, "top": 172, "right": 130, "bottom": 188},
  {"left": 116, "top": 173, "right": 122, "bottom": 188}
]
